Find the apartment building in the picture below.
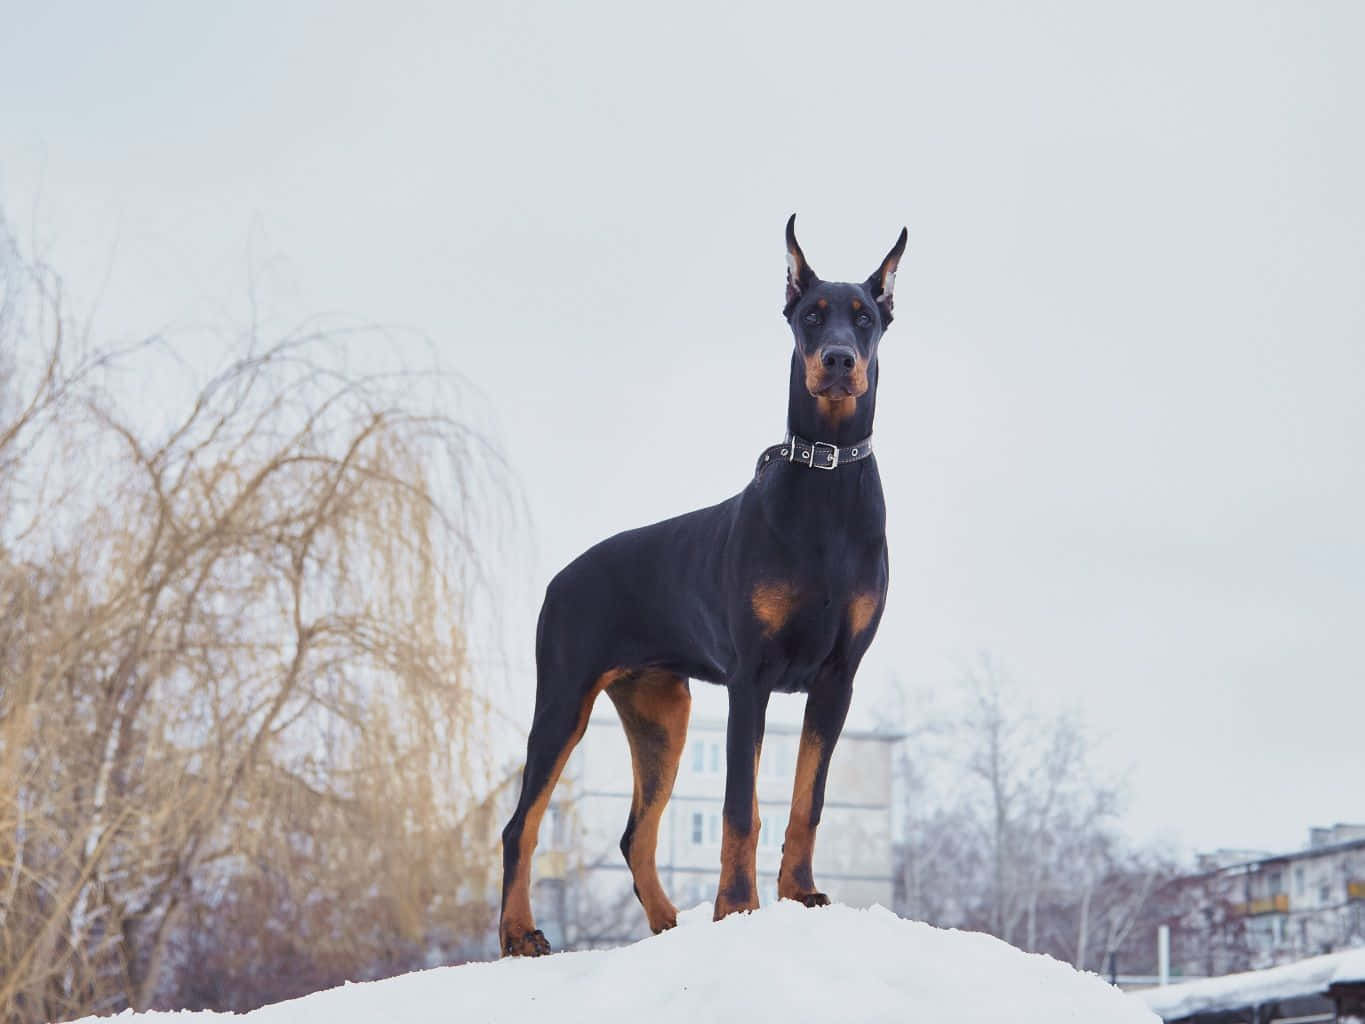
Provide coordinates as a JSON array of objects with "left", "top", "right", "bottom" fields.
[
  {"left": 1171, "top": 824, "right": 1365, "bottom": 976},
  {"left": 530, "top": 706, "right": 901, "bottom": 949}
]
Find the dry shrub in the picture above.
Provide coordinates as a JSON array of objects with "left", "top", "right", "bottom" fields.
[{"left": 0, "top": 212, "right": 511, "bottom": 1021}]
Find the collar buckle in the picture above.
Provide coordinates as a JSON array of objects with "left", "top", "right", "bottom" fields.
[{"left": 811, "top": 441, "right": 839, "bottom": 470}]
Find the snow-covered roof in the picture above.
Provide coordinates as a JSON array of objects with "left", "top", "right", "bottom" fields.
[
  {"left": 1334, "top": 948, "right": 1365, "bottom": 988},
  {"left": 1134, "top": 948, "right": 1365, "bottom": 1020},
  {"left": 72, "top": 903, "right": 1158, "bottom": 1024},
  {"left": 1191, "top": 833, "right": 1365, "bottom": 877}
]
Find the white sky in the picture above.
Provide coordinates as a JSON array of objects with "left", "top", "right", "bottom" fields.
[{"left": 3, "top": 1, "right": 1362, "bottom": 858}]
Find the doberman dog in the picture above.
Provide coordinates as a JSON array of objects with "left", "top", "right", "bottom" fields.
[{"left": 499, "top": 216, "right": 908, "bottom": 957}]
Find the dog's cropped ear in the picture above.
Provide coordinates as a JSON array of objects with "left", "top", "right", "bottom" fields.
[
  {"left": 865, "top": 227, "right": 908, "bottom": 326},
  {"left": 784, "top": 214, "right": 818, "bottom": 317}
]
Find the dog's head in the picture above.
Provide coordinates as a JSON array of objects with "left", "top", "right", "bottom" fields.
[{"left": 782, "top": 215, "right": 908, "bottom": 404}]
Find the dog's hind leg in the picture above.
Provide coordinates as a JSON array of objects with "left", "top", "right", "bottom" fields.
[
  {"left": 500, "top": 667, "right": 621, "bottom": 956},
  {"left": 607, "top": 670, "right": 691, "bottom": 933}
]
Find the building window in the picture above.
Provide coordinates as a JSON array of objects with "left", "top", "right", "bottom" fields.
[
  {"left": 761, "top": 820, "right": 785, "bottom": 848},
  {"left": 763, "top": 739, "right": 783, "bottom": 778},
  {"left": 1268, "top": 870, "right": 1283, "bottom": 896},
  {"left": 692, "top": 812, "right": 725, "bottom": 845},
  {"left": 1295, "top": 867, "right": 1306, "bottom": 896},
  {"left": 546, "top": 806, "right": 565, "bottom": 849},
  {"left": 691, "top": 739, "right": 726, "bottom": 774},
  {"left": 1321, "top": 884, "right": 1331, "bottom": 904}
]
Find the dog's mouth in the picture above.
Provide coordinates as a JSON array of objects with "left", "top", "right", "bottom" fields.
[{"left": 808, "top": 381, "right": 865, "bottom": 401}]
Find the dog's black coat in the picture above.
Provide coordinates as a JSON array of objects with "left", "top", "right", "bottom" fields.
[{"left": 499, "top": 216, "right": 907, "bottom": 956}]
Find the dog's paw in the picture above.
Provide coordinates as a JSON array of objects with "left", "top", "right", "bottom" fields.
[
  {"left": 502, "top": 928, "right": 552, "bottom": 957},
  {"left": 713, "top": 898, "right": 760, "bottom": 921},
  {"left": 649, "top": 908, "right": 679, "bottom": 934},
  {"left": 794, "top": 891, "right": 830, "bottom": 908}
]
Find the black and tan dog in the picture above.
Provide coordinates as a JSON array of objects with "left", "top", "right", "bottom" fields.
[{"left": 499, "top": 216, "right": 907, "bottom": 956}]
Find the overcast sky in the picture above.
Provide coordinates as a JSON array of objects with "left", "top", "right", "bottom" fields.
[{"left": 3, "top": 1, "right": 1362, "bottom": 858}]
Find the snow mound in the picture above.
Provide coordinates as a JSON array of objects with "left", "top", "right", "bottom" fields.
[{"left": 74, "top": 903, "right": 1158, "bottom": 1024}]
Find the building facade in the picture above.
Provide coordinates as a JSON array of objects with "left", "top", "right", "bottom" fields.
[
  {"left": 531, "top": 709, "right": 901, "bottom": 949},
  {"left": 1171, "top": 825, "right": 1365, "bottom": 977}
]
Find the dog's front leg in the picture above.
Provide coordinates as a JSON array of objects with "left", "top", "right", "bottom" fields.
[
  {"left": 713, "top": 682, "right": 769, "bottom": 921},
  {"left": 779, "top": 666, "right": 853, "bottom": 907}
]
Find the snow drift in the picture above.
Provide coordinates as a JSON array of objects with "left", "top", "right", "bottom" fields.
[{"left": 70, "top": 902, "right": 1159, "bottom": 1024}]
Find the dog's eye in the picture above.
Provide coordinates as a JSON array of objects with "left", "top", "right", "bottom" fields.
[
  {"left": 802, "top": 310, "right": 823, "bottom": 327},
  {"left": 855, "top": 311, "right": 874, "bottom": 328}
]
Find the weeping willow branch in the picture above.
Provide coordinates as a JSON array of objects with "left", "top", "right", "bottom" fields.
[{"left": 0, "top": 210, "right": 516, "bottom": 1021}]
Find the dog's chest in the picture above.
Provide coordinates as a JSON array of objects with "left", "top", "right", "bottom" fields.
[
  {"left": 738, "top": 472, "right": 888, "bottom": 673},
  {"left": 773, "top": 545, "right": 885, "bottom": 644}
]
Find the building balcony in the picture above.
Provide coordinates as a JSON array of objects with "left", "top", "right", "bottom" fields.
[
  {"left": 1348, "top": 880, "right": 1365, "bottom": 902},
  {"left": 1230, "top": 892, "right": 1290, "bottom": 916}
]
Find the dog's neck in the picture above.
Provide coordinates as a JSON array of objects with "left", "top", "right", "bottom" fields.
[{"left": 785, "top": 351, "right": 877, "bottom": 445}]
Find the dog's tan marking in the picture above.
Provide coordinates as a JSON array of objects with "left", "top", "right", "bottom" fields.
[
  {"left": 848, "top": 591, "right": 881, "bottom": 637},
  {"left": 816, "top": 297, "right": 828, "bottom": 309},
  {"left": 803, "top": 350, "right": 826, "bottom": 394},
  {"left": 751, "top": 581, "right": 800, "bottom": 636},
  {"left": 816, "top": 395, "right": 857, "bottom": 426},
  {"left": 779, "top": 725, "right": 823, "bottom": 901},
  {"left": 714, "top": 815, "right": 761, "bottom": 920},
  {"left": 846, "top": 357, "right": 869, "bottom": 395},
  {"left": 714, "top": 736, "right": 762, "bottom": 920},
  {"left": 805, "top": 352, "right": 870, "bottom": 420},
  {"left": 608, "top": 670, "right": 690, "bottom": 933},
  {"left": 500, "top": 668, "right": 622, "bottom": 955},
  {"left": 851, "top": 298, "right": 862, "bottom": 311}
]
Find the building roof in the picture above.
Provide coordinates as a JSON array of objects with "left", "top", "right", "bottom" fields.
[
  {"left": 1134, "top": 948, "right": 1365, "bottom": 1020},
  {"left": 586, "top": 714, "right": 907, "bottom": 742},
  {"left": 1187, "top": 832, "right": 1365, "bottom": 880}
]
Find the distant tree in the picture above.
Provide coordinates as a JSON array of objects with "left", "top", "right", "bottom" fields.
[
  {"left": 1162, "top": 867, "right": 1261, "bottom": 977},
  {"left": 0, "top": 210, "right": 512, "bottom": 1021},
  {"left": 893, "top": 655, "right": 1178, "bottom": 975}
]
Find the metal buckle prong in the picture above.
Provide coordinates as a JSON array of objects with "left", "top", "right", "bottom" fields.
[{"left": 811, "top": 441, "right": 838, "bottom": 470}]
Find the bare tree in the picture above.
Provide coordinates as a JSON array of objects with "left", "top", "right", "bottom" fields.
[
  {"left": 894, "top": 655, "right": 1176, "bottom": 974},
  {"left": 0, "top": 210, "right": 512, "bottom": 1021}
]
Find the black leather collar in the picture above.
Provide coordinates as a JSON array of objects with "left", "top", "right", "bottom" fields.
[{"left": 755, "top": 433, "right": 873, "bottom": 475}]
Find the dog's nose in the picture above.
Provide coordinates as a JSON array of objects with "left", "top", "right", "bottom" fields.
[{"left": 821, "top": 346, "right": 857, "bottom": 373}]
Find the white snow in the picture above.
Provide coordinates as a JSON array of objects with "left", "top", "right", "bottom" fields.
[
  {"left": 1134, "top": 946, "right": 1365, "bottom": 1020},
  {"left": 1336, "top": 948, "right": 1365, "bottom": 986},
  {"left": 70, "top": 902, "right": 1157, "bottom": 1024}
]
